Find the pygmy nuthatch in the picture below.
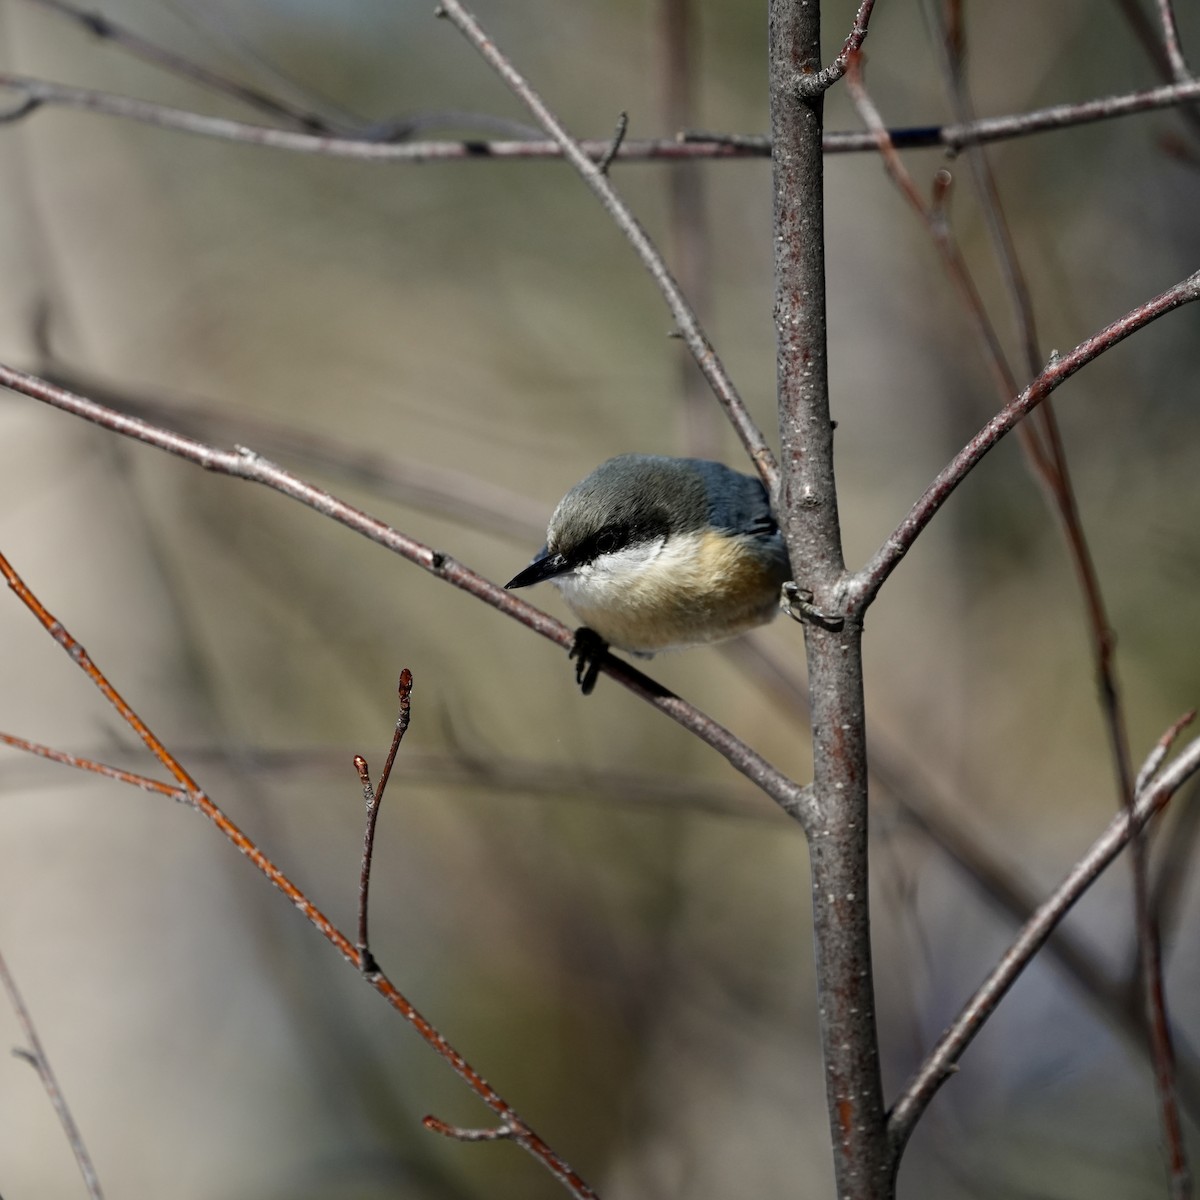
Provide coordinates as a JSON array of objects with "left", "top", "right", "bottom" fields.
[{"left": 505, "top": 454, "right": 791, "bottom": 692}]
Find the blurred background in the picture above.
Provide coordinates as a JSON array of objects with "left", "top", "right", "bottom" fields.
[{"left": 0, "top": 0, "right": 1199, "bottom": 1196}]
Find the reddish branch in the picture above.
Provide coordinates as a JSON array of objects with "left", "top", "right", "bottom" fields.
[
  {"left": 0, "top": 549, "right": 598, "bottom": 1200},
  {"left": 355, "top": 669, "right": 414, "bottom": 974}
]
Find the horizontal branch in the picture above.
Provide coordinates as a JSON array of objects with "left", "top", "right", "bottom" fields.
[
  {"left": 887, "top": 726, "right": 1200, "bottom": 1155},
  {"left": 3, "top": 73, "right": 1200, "bottom": 163},
  {"left": 847, "top": 268, "right": 1200, "bottom": 612},
  {"left": 0, "top": 360, "right": 811, "bottom": 824}
]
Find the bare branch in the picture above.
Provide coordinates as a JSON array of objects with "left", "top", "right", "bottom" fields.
[
  {"left": 887, "top": 727, "right": 1200, "bottom": 1157},
  {"left": 431, "top": 0, "right": 779, "bottom": 492},
  {"left": 0, "top": 948, "right": 105, "bottom": 1200},
  {"left": 848, "top": 269, "right": 1200, "bottom": 612},
  {"left": 0, "top": 360, "right": 810, "bottom": 823},
  {"left": 5, "top": 72, "right": 1200, "bottom": 160}
]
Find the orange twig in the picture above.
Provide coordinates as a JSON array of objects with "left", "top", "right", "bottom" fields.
[{"left": 0, "top": 548, "right": 598, "bottom": 1200}]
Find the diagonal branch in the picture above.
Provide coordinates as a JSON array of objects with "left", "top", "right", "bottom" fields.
[
  {"left": 797, "top": 0, "right": 878, "bottom": 97},
  {"left": 1155, "top": 0, "right": 1192, "bottom": 82},
  {"left": 431, "top": 0, "right": 779, "bottom": 492},
  {"left": 848, "top": 268, "right": 1200, "bottom": 612},
  {"left": 887, "top": 722, "right": 1200, "bottom": 1158}
]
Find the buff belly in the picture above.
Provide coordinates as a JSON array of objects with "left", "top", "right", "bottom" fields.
[{"left": 552, "top": 528, "right": 789, "bottom": 654}]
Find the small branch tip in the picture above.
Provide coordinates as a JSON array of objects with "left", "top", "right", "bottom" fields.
[
  {"left": 423, "top": 1114, "right": 517, "bottom": 1142},
  {"left": 597, "top": 111, "right": 629, "bottom": 174}
]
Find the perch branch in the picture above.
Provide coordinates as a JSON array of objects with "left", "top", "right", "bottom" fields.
[{"left": 0, "top": 360, "right": 812, "bottom": 825}]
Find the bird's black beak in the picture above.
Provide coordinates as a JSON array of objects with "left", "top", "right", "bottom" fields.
[{"left": 505, "top": 549, "right": 572, "bottom": 590}]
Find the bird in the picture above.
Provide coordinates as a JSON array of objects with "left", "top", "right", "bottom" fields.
[{"left": 505, "top": 454, "right": 792, "bottom": 693}]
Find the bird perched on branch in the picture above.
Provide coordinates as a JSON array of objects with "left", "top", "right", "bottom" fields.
[{"left": 505, "top": 454, "right": 791, "bottom": 693}]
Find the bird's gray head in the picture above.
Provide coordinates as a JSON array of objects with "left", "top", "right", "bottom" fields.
[{"left": 505, "top": 455, "right": 714, "bottom": 588}]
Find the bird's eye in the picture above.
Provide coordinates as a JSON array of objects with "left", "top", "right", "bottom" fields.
[{"left": 594, "top": 530, "right": 620, "bottom": 556}]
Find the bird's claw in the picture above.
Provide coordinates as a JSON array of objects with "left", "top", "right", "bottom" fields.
[
  {"left": 780, "top": 582, "right": 844, "bottom": 631},
  {"left": 569, "top": 628, "right": 609, "bottom": 695}
]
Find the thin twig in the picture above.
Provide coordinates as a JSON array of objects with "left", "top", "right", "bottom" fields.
[
  {"left": 353, "top": 756, "right": 380, "bottom": 974},
  {"left": 0, "top": 731, "right": 189, "bottom": 801},
  {"left": 374, "top": 669, "right": 413, "bottom": 808},
  {"left": 424, "top": 1115, "right": 517, "bottom": 1142},
  {"left": 1155, "top": 0, "right": 1192, "bottom": 82},
  {"left": 0, "top": 360, "right": 811, "bottom": 825},
  {"left": 0, "top": 550, "right": 598, "bottom": 1200},
  {"left": 796, "top": 0, "right": 877, "bottom": 97},
  {"left": 596, "top": 111, "right": 628, "bottom": 175},
  {"left": 431, "top": 0, "right": 778, "bottom": 493},
  {"left": 0, "top": 948, "right": 105, "bottom": 1200},
  {"left": 887, "top": 725, "right": 1200, "bottom": 1158},
  {"left": 848, "top": 268, "right": 1200, "bottom": 612},
  {"left": 355, "top": 669, "right": 414, "bottom": 974},
  {"left": 1137, "top": 711, "right": 1197, "bottom": 795}
]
